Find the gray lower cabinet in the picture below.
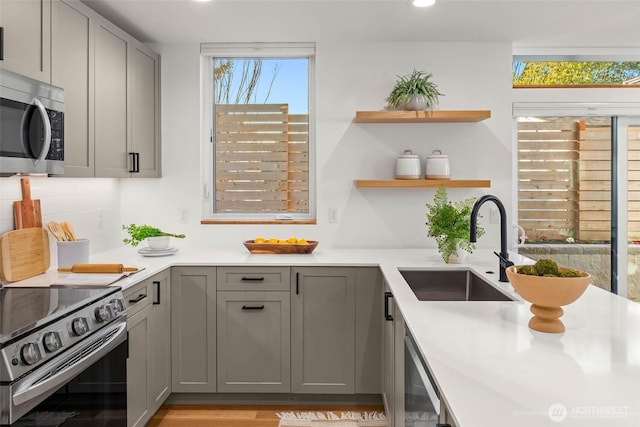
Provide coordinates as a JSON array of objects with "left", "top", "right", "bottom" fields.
[
  {"left": 216, "top": 291, "right": 290, "bottom": 392},
  {"left": 291, "top": 267, "right": 356, "bottom": 394},
  {"left": 148, "top": 270, "right": 171, "bottom": 413},
  {"left": 171, "top": 266, "right": 217, "bottom": 392},
  {"left": 355, "top": 268, "right": 383, "bottom": 394},
  {"left": 125, "top": 279, "right": 152, "bottom": 427},
  {"left": 382, "top": 282, "right": 405, "bottom": 427},
  {"left": 124, "top": 270, "right": 171, "bottom": 427}
]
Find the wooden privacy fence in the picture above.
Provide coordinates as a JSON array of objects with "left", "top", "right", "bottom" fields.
[
  {"left": 214, "top": 104, "right": 309, "bottom": 213},
  {"left": 517, "top": 120, "right": 640, "bottom": 242}
]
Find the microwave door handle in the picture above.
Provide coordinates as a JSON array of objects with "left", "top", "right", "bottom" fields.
[{"left": 31, "top": 98, "right": 52, "bottom": 166}]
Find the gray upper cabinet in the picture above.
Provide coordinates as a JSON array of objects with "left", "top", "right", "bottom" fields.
[
  {"left": 171, "top": 266, "right": 217, "bottom": 393},
  {"left": 131, "top": 41, "right": 160, "bottom": 178},
  {"left": 0, "top": 0, "right": 51, "bottom": 83},
  {"left": 94, "top": 18, "right": 130, "bottom": 178},
  {"left": 217, "top": 291, "right": 290, "bottom": 393},
  {"left": 51, "top": 0, "right": 94, "bottom": 176},
  {"left": 4, "top": 0, "right": 162, "bottom": 178},
  {"left": 291, "top": 267, "right": 356, "bottom": 394}
]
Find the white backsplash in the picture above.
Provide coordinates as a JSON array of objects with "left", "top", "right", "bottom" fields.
[{"left": 0, "top": 176, "right": 122, "bottom": 265}]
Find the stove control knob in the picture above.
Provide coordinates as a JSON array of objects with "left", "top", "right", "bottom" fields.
[
  {"left": 95, "top": 305, "right": 113, "bottom": 323},
  {"left": 21, "top": 343, "right": 42, "bottom": 365},
  {"left": 110, "top": 298, "right": 126, "bottom": 314},
  {"left": 71, "top": 317, "right": 89, "bottom": 336},
  {"left": 43, "top": 331, "right": 62, "bottom": 352}
]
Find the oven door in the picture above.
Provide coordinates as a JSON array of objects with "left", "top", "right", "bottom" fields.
[{"left": 2, "top": 321, "right": 127, "bottom": 427}]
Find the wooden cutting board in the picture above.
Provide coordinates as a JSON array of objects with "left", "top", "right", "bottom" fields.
[
  {"left": 0, "top": 228, "right": 50, "bottom": 282},
  {"left": 13, "top": 177, "right": 42, "bottom": 229}
]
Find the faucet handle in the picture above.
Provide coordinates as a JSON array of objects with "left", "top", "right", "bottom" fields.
[{"left": 494, "top": 251, "right": 515, "bottom": 268}]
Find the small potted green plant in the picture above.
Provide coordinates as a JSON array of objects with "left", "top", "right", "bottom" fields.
[
  {"left": 386, "top": 69, "right": 444, "bottom": 111},
  {"left": 426, "top": 186, "right": 483, "bottom": 263},
  {"left": 122, "top": 224, "right": 186, "bottom": 248}
]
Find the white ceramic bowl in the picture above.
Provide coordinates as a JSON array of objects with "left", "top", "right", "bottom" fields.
[{"left": 147, "top": 236, "right": 170, "bottom": 250}]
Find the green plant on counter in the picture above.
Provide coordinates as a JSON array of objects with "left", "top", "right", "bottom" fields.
[
  {"left": 426, "top": 186, "right": 483, "bottom": 263},
  {"left": 122, "top": 224, "right": 186, "bottom": 247},
  {"left": 386, "top": 69, "right": 444, "bottom": 110}
]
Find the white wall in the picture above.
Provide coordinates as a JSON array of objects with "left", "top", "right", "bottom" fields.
[
  {"left": 120, "top": 41, "right": 515, "bottom": 251},
  {"left": 3, "top": 42, "right": 637, "bottom": 258},
  {"left": 0, "top": 177, "right": 122, "bottom": 264}
]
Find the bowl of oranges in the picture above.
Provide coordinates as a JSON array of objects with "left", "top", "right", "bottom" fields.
[{"left": 243, "top": 237, "right": 318, "bottom": 254}]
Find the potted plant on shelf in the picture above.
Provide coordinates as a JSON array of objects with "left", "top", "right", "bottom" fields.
[
  {"left": 426, "top": 186, "right": 483, "bottom": 263},
  {"left": 386, "top": 69, "right": 444, "bottom": 111},
  {"left": 122, "top": 224, "right": 186, "bottom": 249}
]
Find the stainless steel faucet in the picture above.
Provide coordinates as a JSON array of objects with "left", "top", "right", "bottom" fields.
[{"left": 470, "top": 195, "right": 514, "bottom": 282}]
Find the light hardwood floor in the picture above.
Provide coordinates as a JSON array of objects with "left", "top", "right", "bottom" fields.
[{"left": 148, "top": 404, "right": 385, "bottom": 427}]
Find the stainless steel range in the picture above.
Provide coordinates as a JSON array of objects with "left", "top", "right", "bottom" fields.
[{"left": 0, "top": 286, "right": 127, "bottom": 426}]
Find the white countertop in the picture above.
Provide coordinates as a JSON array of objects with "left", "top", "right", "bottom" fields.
[{"left": 7, "top": 245, "right": 640, "bottom": 426}]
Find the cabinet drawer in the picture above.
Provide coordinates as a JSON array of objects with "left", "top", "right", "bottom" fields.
[
  {"left": 124, "top": 280, "right": 152, "bottom": 317},
  {"left": 217, "top": 267, "right": 290, "bottom": 291}
]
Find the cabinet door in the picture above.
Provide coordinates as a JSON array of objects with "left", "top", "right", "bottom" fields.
[
  {"left": 94, "top": 17, "right": 130, "bottom": 177},
  {"left": 52, "top": 0, "right": 94, "bottom": 177},
  {"left": 171, "top": 266, "right": 217, "bottom": 393},
  {"left": 291, "top": 267, "right": 355, "bottom": 394},
  {"left": 148, "top": 271, "right": 171, "bottom": 412},
  {"left": 130, "top": 41, "right": 160, "bottom": 178},
  {"left": 127, "top": 304, "right": 151, "bottom": 427},
  {"left": 382, "top": 282, "right": 396, "bottom": 427},
  {"left": 355, "top": 268, "right": 382, "bottom": 394},
  {"left": 393, "top": 299, "right": 405, "bottom": 426},
  {"left": 0, "top": 0, "right": 51, "bottom": 83},
  {"left": 217, "top": 291, "right": 290, "bottom": 393}
]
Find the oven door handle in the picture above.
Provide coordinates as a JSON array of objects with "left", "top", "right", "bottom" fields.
[{"left": 12, "top": 321, "right": 126, "bottom": 407}]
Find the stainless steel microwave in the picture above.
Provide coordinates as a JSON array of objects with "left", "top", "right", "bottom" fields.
[{"left": 0, "top": 69, "right": 64, "bottom": 175}]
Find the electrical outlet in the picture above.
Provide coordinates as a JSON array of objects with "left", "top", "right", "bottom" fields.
[
  {"left": 329, "top": 207, "right": 339, "bottom": 223},
  {"left": 179, "top": 208, "right": 189, "bottom": 224},
  {"left": 490, "top": 207, "right": 500, "bottom": 224}
]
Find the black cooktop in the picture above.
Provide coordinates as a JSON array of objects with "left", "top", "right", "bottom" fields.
[{"left": 0, "top": 286, "right": 119, "bottom": 346}]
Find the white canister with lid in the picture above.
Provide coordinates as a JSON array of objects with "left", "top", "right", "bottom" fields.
[
  {"left": 395, "top": 149, "right": 421, "bottom": 180},
  {"left": 425, "top": 149, "right": 450, "bottom": 180}
]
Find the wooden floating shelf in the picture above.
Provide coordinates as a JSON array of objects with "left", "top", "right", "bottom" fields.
[
  {"left": 355, "top": 179, "right": 491, "bottom": 188},
  {"left": 355, "top": 110, "right": 491, "bottom": 123}
]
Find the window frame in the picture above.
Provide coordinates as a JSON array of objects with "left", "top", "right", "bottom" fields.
[{"left": 200, "top": 42, "right": 316, "bottom": 224}]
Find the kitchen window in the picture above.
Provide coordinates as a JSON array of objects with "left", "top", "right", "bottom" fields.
[
  {"left": 512, "top": 56, "right": 640, "bottom": 87},
  {"left": 201, "top": 43, "right": 316, "bottom": 223}
]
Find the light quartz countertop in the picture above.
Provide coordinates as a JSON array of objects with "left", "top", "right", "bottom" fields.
[{"left": 7, "top": 245, "right": 640, "bottom": 426}]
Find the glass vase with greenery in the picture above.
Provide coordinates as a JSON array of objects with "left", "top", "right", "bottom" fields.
[{"left": 426, "top": 186, "right": 483, "bottom": 263}]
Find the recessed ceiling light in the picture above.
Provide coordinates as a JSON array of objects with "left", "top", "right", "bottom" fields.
[{"left": 412, "top": 0, "right": 436, "bottom": 7}]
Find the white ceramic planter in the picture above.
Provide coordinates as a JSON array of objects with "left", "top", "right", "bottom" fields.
[{"left": 147, "top": 236, "right": 170, "bottom": 250}]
